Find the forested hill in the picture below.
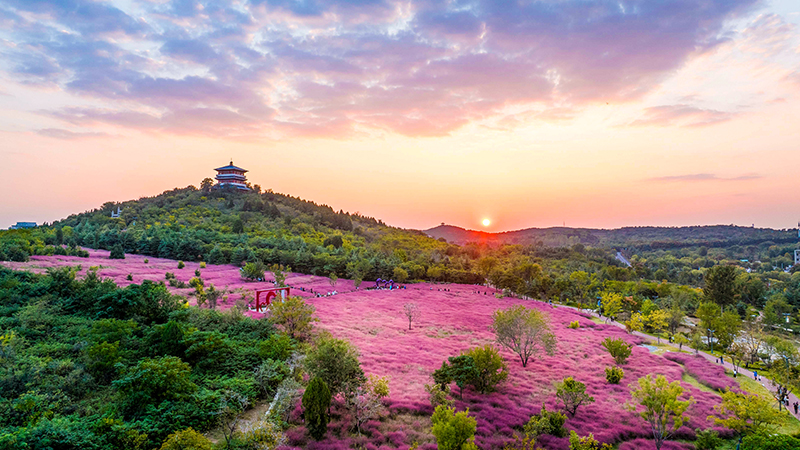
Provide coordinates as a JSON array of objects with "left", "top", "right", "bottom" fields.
[
  {"left": 425, "top": 224, "right": 798, "bottom": 249},
  {"left": 41, "top": 185, "right": 484, "bottom": 284}
]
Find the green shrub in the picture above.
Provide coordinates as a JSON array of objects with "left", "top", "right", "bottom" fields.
[
  {"left": 109, "top": 244, "right": 125, "bottom": 259},
  {"left": 144, "top": 258, "right": 149, "bottom": 263},
  {"left": 741, "top": 433, "right": 800, "bottom": 450},
  {"left": 694, "top": 428, "right": 720, "bottom": 450},
  {"left": 195, "top": 269, "right": 201, "bottom": 277},
  {"left": 568, "top": 430, "right": 612, "bottom": 450},
  {"left": 601, "top": 337, "right": 632, "bottom": 365},
  {"left": 524, "top": 403, "right": 566, "bottom": 438},
  {"left": 165, "top": 272, "right": 175, "bottom": 280},
  {"left": 555, "top": 377, "right": 594, "bottom": 417},
  {"left": 431, "top": 405, "right": 477, "bottom": 450},
  {"left": 568, "top": 321, "right": 580, "bottom": 329},
  {"left": 160, "top": 428, "right": 212, "bottom": 450},
  {"left": 464, "top": 344, "right": 508, "bottom": 393},
  {"left": 241, "top": 261, "right": 266, "bottom": 281},
  {"left": 126, "top": 273, "right": 133, "bottom": 281},
  {"left": 199, "top": 262, "right": 206, "bottom": 268},
  {"left": 177, "top": 261, "right": 185, "bottom": 269},
  {"left": 425, "top": 383, "right": 454, "bottom": 408},
  {"left": 605, "top": 366, "right": 624, "bottom": 384}
]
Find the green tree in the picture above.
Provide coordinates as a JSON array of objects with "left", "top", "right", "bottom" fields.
[
  {"left": 447, "top": 355, "right": 479, "bottom": 399},
  {"left": 690, "top": 330, "right": 704, "bottom": 354},
  {"left": 269, "top": 264, "right": 289, "bottom": 287},
  {"left": 765, "top": 336, "right": 800, "bottom": 411},
  {"left": 710, "top": 390, "right": 786, "bottom": 437},
  {"left": 160, "top": 428, "right": 213, "bottom": 450},
  {"left": 644, "top": 310, "right": 668, "bottom": 343},
  {"left": 269, "top": 295, "right": 317, "bottom": 341},
  {"left": 241, "top": 261, "right": 266, "bottom": 281},
  {"left": 703, "top": 265, "right": 737, "bottom": 310},
  {"left": 763, "top": 295, "right": 792, "bottom": 327},
  {"left": 555, "top": 377, "right": 595, "bottom": 417},
  {"left": 624, "top": 312, "right": 644, "bottom": 334},
  {"left": 714, "top": 310, "right": 741, "bottom": 350},
  {"left": 601, "top": 337, "right": 632, "bottom": 365},
  {"left": 302, "top": 377, "right": 332, "bottom": 440},
  {"left": 200, "top": 177, "right": 214, "bottom": 193},
  {"left": 600, "top": 292, "right": 623, "bottom": 322},
  {"left": 393, "top": 266, "right": 409, "bottom": 283},
  {"left": 431, "top": 405, "right": 478, "bottom": 450},
  {"left": 491, "top": 305, "right": 557, "bottom": 367},
  {"left": 305, "top": 335, "right": 366, "bottom": 399},
  {"left": 328, "top": 272, "right": 338, "bottom": 288},
  {"left": 86, "top": 341, "right": 123, "bottom": 383},
  {"left": 524, "top": 403, "right": 566, "bottom": 438},
  {"left": 464, "top": 345, "right": 508, "bottom": 394},
  {"left": 232, "top": 217, "right": 244, "bottom": 233},
  {"left": 113, "top": 356, "right": 198, "bottom": 419},
  {"left": 628, "top": 374, "right": 694, "bottom": 450},
  {"left": 673, "top": 333, "right": 688, "bottom": 351},
  {"left": 110, "top": 244, "right": 125, "bottom": 259},
  {"left": 665, "top": 302, "right": 686, "bottom": 335},
  {"left": 695, "top": 302, "right": 721, "bottom": 349}
]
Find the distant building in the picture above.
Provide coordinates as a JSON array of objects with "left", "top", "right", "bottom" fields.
[
  {"left": 9, "top": 222, "right": 36, "bottom": 230},
  {"left": 795, "top": 249, "right": 800, "bottom": 266},
  {"left": 111, "top": 207, "right": 122, "bottom": 218},
  {"left": 214, "top": 161, "right": 251, "bottom": 191}
]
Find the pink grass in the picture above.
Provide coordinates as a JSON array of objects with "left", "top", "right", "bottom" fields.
[{"left": 2, "top": 251, "right": 737, "bottom": 449}]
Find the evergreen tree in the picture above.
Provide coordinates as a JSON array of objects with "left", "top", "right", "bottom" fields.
[
  {"left": 109, "top": 244, "right": 125, "bottom": 259},
  {"left": 302, "top": 377, "right": 332, "bottom": 440}
]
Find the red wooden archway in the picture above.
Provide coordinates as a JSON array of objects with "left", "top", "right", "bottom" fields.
[{"left": 253, "top": 287, "right": 290, "bottom": 313}]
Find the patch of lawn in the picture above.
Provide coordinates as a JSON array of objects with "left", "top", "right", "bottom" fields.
[{"left": 682, "top": 372, "right": 718, "bottom": 395}]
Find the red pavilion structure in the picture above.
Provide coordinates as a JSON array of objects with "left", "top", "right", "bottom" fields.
[{"left": 214, "top": 161, "right": 251, "bottom": 191}]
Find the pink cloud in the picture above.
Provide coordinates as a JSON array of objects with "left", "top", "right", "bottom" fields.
[{"left": 627, "top": 105, "right": 739, "bottom": 128}]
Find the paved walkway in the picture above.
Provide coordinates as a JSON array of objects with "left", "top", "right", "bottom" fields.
[{"left": 559, "top": 304, "right": 800, "bottom": 419}]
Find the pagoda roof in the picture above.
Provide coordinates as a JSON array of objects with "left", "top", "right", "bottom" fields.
[{"left": 214, "top": 161, "right": 248, "bottom": 172}]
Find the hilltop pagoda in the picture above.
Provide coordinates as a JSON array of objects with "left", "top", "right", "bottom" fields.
[{"left": 214, "top": 160, "right": 251, "bottom": 191}]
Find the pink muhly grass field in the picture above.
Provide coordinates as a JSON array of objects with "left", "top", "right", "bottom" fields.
[
  {"left": 2, "top": 250, "right": 738, "bottom": 449},
  {"left": 662, "top": 352, "right": 738, "bottom": 392}
]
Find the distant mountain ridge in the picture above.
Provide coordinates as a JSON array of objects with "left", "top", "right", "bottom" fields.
[{"left": 423, "top": 224, "right": 798, "bottom": 249}]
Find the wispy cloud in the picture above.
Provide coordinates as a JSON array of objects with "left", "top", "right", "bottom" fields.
[
  {"left": 0, "top": 0, "right": 761, "bottom": 138},
  {"left": 35, "top": 128, "right": 110, "bottom": 140},
  {"left": 649, "top": 173, "right": 762, "bottom": 182},
  {"left": 628, "top": 105, "right": 739, "bottom": 128}
]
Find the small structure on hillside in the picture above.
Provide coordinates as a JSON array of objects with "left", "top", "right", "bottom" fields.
[
  {"left": 252, "top": 287, "right": 290, "bottom": 313},
  {"left": 111, "top": 207, "right": 122, "bottom": 218},
  {"left": 214, "top": 160, "right": 251, "bottom": 191},
  {"left": 9, "top": 222, "right": 36, "bottom": 230},
  {"left": 795, "top": 249, "right": 800, "bottom": 266}
]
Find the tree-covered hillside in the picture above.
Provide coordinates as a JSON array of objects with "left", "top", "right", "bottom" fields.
[{"left": 27, "top": 184, "right": 484, "bottom": 285}]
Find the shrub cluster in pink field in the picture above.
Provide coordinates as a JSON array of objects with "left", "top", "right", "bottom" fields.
[{"left": 2, "top": 250, "right": 740, "bottom": 449}]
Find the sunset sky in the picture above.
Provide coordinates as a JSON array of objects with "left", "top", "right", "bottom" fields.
[{"left": 1, "top": 0, "right": 799, "bottom": 231}]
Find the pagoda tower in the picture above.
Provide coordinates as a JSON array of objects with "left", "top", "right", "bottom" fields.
[{"left": 214, "top": 160, "right": 251, "bottom": 191}]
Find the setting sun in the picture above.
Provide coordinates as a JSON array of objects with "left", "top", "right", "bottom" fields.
[{"left": 482, "top": 218, "right": 491, "bottom": 227}]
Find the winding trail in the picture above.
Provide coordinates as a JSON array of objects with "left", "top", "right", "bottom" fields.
[{"left": 562, "top": 304, "right": 800, "bottom": 419}]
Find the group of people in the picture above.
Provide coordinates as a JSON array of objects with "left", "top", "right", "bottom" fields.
[{"left": 374, "top": 278, "right": 397, "bottom": 289}]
